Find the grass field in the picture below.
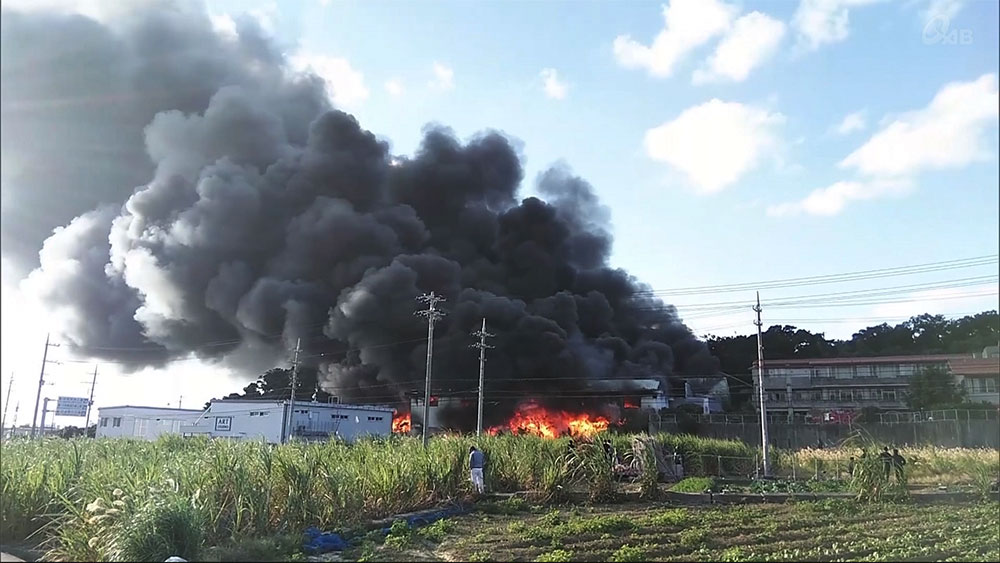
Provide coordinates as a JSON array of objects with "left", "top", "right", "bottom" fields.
[
  {"left": 359, "top": 499, "right": 1000, "bottom": 562},
  {"left": 1, "top": 435, "right": 997, "bottom": 561}
]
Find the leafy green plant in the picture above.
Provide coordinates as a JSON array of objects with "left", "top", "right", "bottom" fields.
[
  {"left": 609, "top": 543, "right": 651, "bottom": 562},
  {"left": 669, "top": 477, "right": 715, "bottom": 493},
  {"left": 535, "top": 548, "right": 574, "bottom": 562}
]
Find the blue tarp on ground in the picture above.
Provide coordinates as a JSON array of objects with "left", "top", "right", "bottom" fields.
[{"left": 302, "top": 503, "right": 471, "bottom": 555}]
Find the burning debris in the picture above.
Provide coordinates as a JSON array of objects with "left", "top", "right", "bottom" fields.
[
  {"left": 7, "top": 1, "right": 720, "bottom": 431},
  {"left": 487, "top": 402, "right": 612, "bottom": 438},
  {"left": 391, "top": 411, "right": 411, "bottom": 434}
]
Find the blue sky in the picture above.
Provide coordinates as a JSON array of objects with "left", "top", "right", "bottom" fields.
[
  {"left": 203, "top": 0, "right": 999, "bottom": 335},
  {"left": 1, "top": 0, "right": 998, "bottom": 419}
]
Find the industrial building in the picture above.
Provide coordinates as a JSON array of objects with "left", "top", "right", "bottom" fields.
[{"left": 95, "top": 399, "right": 394, "bottom": 443}]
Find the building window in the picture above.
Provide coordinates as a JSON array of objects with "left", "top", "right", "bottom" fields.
[
  {"left": 295, "top": 409, "right": 309, "bottom": 414},
  {"left": 249, "top": 411, "right": 270, "bottom": 417},
  {"left": 112, "top": 417, "right": 122, "bottom": 428},
  {"left": 331, "top": 414, "right": 348, "bottom": 420},
  {"left": 367, "top": 416, "right": 384, "bottom": 422},
  {"left": 100, "top": 418, "right": 108, "bottom": 427},
  {"left": 876, "top": 365, "right": 899, "bottom": 378}
]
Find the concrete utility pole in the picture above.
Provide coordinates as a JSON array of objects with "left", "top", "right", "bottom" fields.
[
  {"left": 470, "top": 318, "right": 495, "bottom": 436},
  {"left": 40, "top": 397, "right": 51, "bottom": 436},
  {"left": 416, "top": 292, "right": 446, "bottom": 447},
  {"left": 2, "top": 373, "right": 13, "bottom": 434},
  {"left": 31, "top": 334, "right": 58, "bottom": 439},
  {"left": 11, "top": 402, "right": 19, "bottom": 438},
  {"left": 84, "top": 365, "right": 98, "bottom": 433},
  {"left": 753, "top": 292, "right": 771, "bottom": 477},
  {"left": 284, "top": 338, "right": 302, "bottom": 444}
]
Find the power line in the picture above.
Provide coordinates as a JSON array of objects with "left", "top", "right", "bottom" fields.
[{"left": 633, "top": 255, "right": 998, "bottom": 297}]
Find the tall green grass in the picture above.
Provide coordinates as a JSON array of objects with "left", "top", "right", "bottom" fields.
[{"left": 3, "top": 433, "right": 994, "bottom": 561}]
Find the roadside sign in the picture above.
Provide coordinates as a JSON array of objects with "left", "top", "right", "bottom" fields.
[{"left": 55, "top": 396, "right": 90, "bottom": 417}]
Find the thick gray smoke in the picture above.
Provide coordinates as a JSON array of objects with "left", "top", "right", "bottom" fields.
[
  {"left": 0, "top": 0, "right": 326, "bottom": 280},
  {"left": 6, "top": 1, "right": 719, "bottom": 426}
]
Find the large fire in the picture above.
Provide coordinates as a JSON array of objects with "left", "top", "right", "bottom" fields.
[
  {"left": 487, "top": 402, "right": 611, "bottom": 438},
  {"left": 392, "top": 411, "right": 411, "bottom": 434}
]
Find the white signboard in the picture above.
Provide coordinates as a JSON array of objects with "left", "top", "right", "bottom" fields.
[{"left": 56, "top": 396, "right": 90, "bottom": 417}]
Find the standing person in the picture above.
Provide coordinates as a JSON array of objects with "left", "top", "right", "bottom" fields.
[
  {"left": 879, "top": 447, "right": 892, "bottom": 480},
  {"left": 847, "top": 456, "right": 856, "bottom": 477},
  {"left": 891, "top": 448, "right": 906, "bottom": 484},
  {"left": 469, "top": 446, "right": 486, "bottom": 495}
]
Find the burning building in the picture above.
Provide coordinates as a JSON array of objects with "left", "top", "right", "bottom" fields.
[
  {"left": 6, "top": 2, "right": 721, "bottom": 429},
  {"left": 405, "top": 378, "right": 670, "bottom": 437}
]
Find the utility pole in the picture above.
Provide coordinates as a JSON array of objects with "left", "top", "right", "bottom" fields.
[
  {"left": 470, "top": 318, "right": 494, "bottom": 436},
  {"left": 10, "top": 402, "right": 19, "bottom": 438},
  {"left": 31, "top": 334, "right": 58, "bottom": 439},
  {"left": 753, "top": 292, "right": 770, "bottom": 477},
  {"left": 2, "top": 373, "right": 12, "bottom": 434},
  {"left": 84, "top": 365, "right": 98, "bottom": 433},
  {"left": 40, "top": 397, "right": 51, "bottom": 436},
  {"left": 178, "top": 395, "right": 183, "bottom": 409},
  {"left": 284, "top": 338, "right": 302, "bottom": 444},
  {"left": 416, "top": 292, "right": 446, "bottom": 447}
]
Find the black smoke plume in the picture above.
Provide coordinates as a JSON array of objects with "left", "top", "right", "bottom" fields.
[{"left": 7, "top": 1, "right": 719, "bottom": 428}]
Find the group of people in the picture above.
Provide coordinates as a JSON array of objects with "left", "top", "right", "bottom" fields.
[{"left": 846, "top": 446, "right": 907, "bottom": 483}]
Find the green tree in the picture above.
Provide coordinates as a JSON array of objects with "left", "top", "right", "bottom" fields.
[{"left": 906, "top": 365, "right": 965, "bottom": 410}]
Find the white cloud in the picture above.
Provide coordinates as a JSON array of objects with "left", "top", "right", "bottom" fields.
[
  {"left": 539, "top": 68, "right": 569, "bottom": 100},
  {"left": 693, "top": 12, "right": 786, "bottom": 84},
  {"left": 248, "top": 2, "right": 279, "bottom": 34},
  {"left": 792, "top": 0, "right": 882, "bottom": 51},
  {"left": 289, "top": 53, "right": 369, "bottom": 107},
  {"left": 384, "top": 79, "right": 404, "bottom": 97},
  {"left": 209, "top": 13, "right": 238, "bottom": 39},
  {"left": 613, "top": 0, "right": 738, "bottom": 78},
  {"left": 429, "top": 62, "right": 454, "bottom": 91},
  {"left": 644, "top": 99, "right": 785, "bottom": 194},
  {"left": 921, "top": 0, "right": 963, "bottom": 26},
  {"left": 840, "top": 73, "right": 999, "bottom": 177},
  {"left": 767, "top": 178, "right": 911, "bottom": 216},
  {"left": 833, "top": 110, "right": 867, "bottom": 135}
]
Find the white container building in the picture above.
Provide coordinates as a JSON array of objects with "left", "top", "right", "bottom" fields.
[
  {"left": 179, "top": 399, "right": 395, "bottom": 443},
  {"left": 95, "top": 406, "right": 204, "bottom": 440}
]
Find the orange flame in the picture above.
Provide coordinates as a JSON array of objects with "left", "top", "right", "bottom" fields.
[
  {"left": 487, "top": 402, "right": 610, "bottom": 438},
  {"left": 392, "top": 411, "right": 411, "bottom": 434}
]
